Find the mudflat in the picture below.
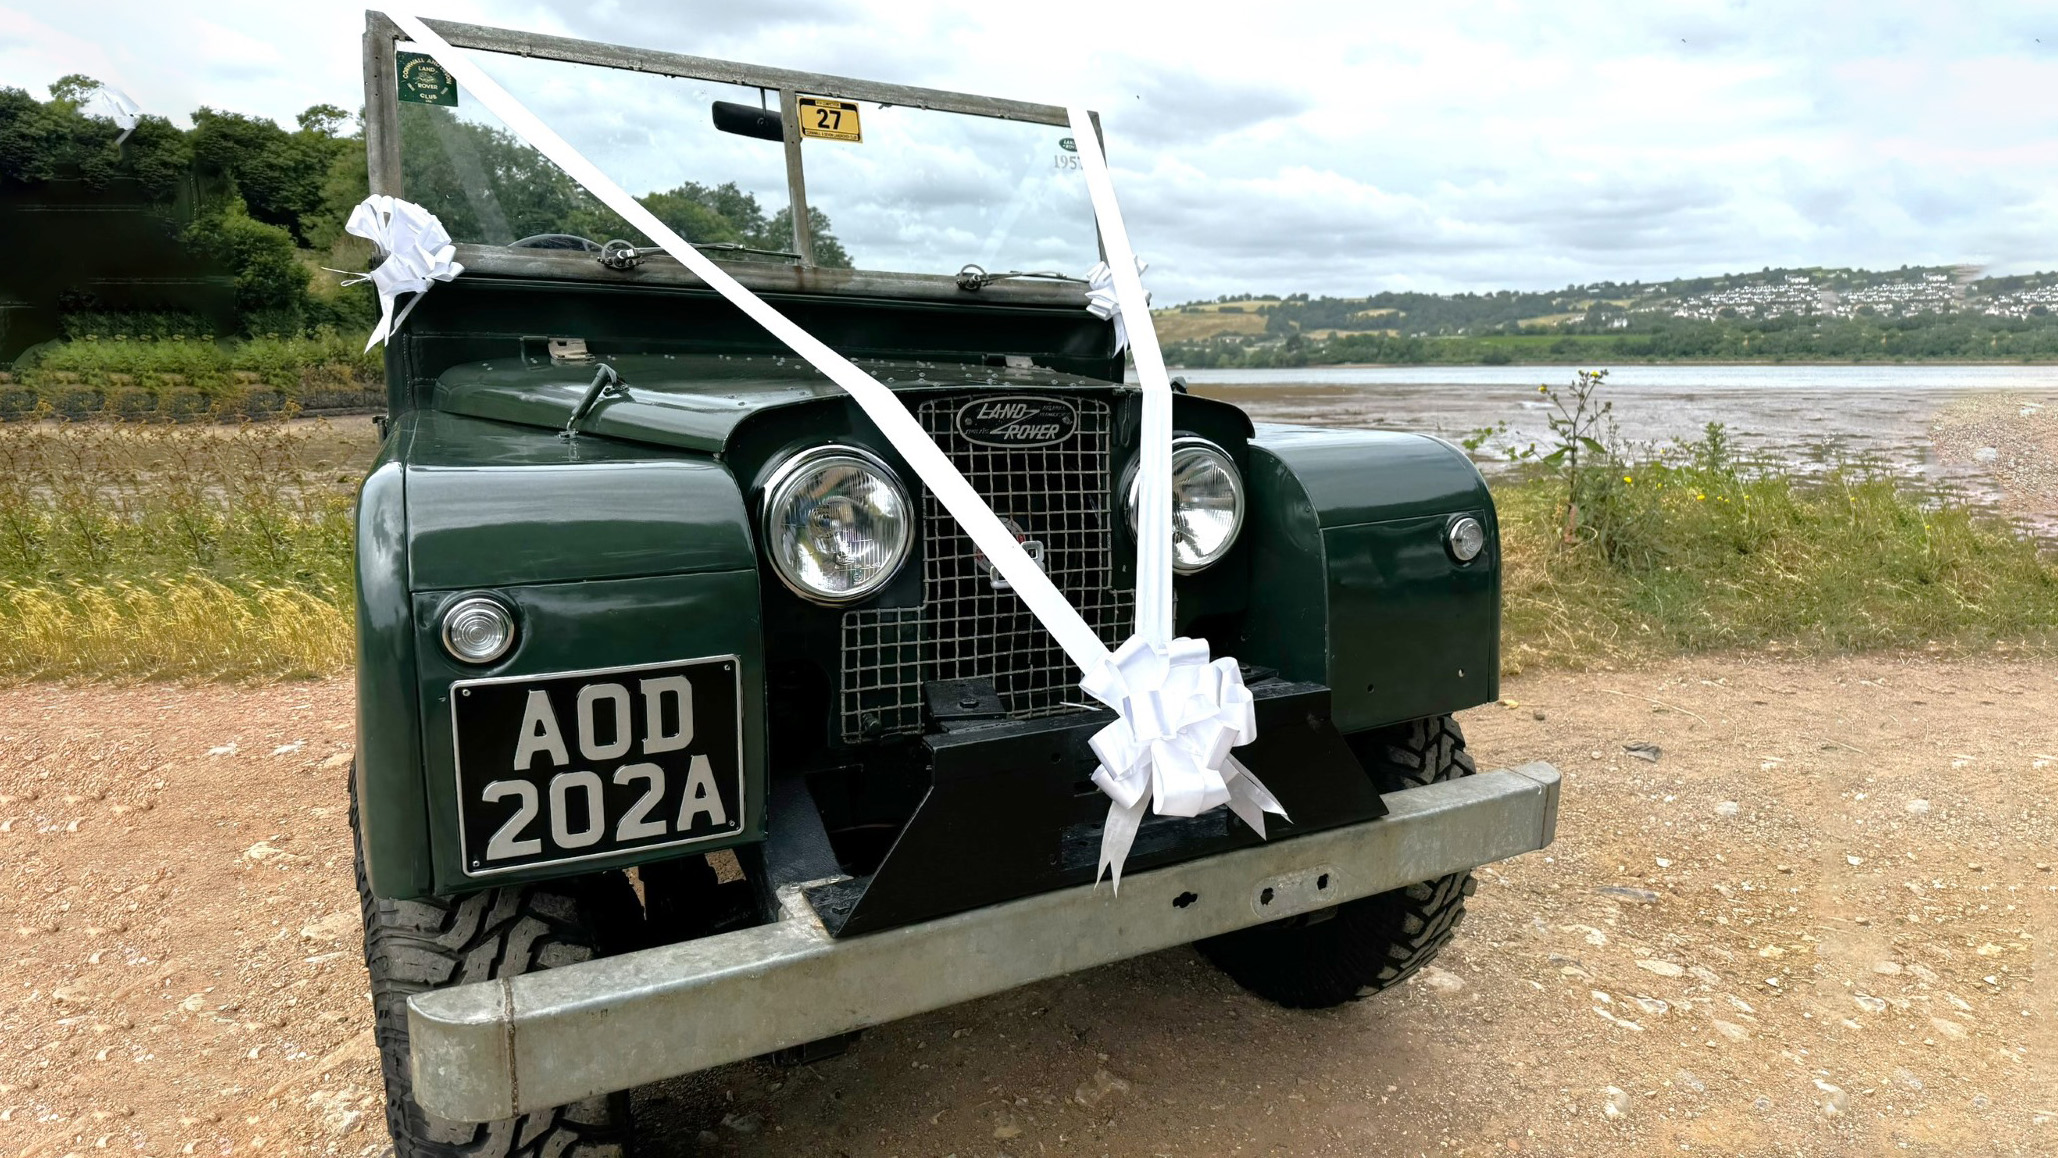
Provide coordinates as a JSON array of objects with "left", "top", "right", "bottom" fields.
[{"left": 3, "top": 655, "right": 2054, "bottom": 1156}]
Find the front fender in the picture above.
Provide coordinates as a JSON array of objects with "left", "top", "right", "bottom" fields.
[
  {"left": 355, "top": 411, "right": 767, "bottom": 899},
  {"left": 1236, "top": 425, "right": 1499, "bottom": 733}
]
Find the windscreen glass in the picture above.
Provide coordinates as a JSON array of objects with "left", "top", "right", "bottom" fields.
[
  {"left": 389, "top": 44, "right": 1099, "bottom": 277},
  {"left": 394, "top": 47, "right": 798, "bottom": 261},
  {"left": 796, "top": 102, "right": 1099, "bottom": 278}
]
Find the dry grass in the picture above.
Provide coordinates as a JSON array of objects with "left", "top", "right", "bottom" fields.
[
  {"left": 0, "top": 419, "right": 371, "bottom": 683},
  {"left": 0, "top": 576, "right": 351, "bottom": 681},
  {"left": 1150, "top": 310, "right": 1271, "bottom": 342},
  {"left": 2, "top": 412, "right": 2052, "bottom": 685}
]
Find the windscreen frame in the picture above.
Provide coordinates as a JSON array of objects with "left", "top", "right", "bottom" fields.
[{"left": 360, "top": 11, "right": 1104, "bottom": 274}]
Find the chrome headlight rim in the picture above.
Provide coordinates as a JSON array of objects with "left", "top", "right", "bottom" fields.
[
  {"left": 1446, "top": 514, "right": 1488, "bottom": 563},
  {"left": 758, "top": 443, "right": 914, "bottom": 605},
  {"left": 1125, "top": 435, "right": 1247, "bottom": 575},
  {"left": 439, "top": 595, "right": 518, "bottom": 665}
]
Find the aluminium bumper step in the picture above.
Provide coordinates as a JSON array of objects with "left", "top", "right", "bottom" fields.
[{"left": 408, "top": 761, "right": 1560, "bottom": 1121}]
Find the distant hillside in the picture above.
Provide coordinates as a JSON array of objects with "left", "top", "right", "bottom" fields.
[{"left": 1158, "top": 265, "right": 2058, "bottom": 366}]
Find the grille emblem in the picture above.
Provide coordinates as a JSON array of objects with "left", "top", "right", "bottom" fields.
[{"left": 954, "top": 396, "right": 1077, "bottom": 447}]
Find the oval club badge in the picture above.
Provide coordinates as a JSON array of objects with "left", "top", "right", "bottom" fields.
[{"left": 954, "top": 396, "right": 1078, "bottom": 448}]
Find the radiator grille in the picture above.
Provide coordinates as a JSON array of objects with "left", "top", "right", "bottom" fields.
[{"left": 840, "top": 396, "right": 1132, "bottom": 742}]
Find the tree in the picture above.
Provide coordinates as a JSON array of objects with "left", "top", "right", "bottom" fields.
[{"left": 190, "top": 107, "right": 352, "bottom": 245}]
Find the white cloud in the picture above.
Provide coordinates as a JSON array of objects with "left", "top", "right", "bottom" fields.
[{"left": 3, "top": 0, "right": 2048, "bottom": 299}]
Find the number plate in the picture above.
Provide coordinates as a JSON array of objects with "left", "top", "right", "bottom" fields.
[
  {"left": 797, "top": 96, "right": 862, "bottom": 142},
  {"left": 451, "top": 657, "right": 744, "bottom": 876}
]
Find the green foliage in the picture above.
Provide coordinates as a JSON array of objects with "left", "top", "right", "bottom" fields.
[
  {"left": 393, "top": 103, "right": 852, "bottom": 265},
  {"left": 182, "top": 199, "right": 311, "bottom": 335},
  {"left": 0, "top": 418, "right": 361, "bottom": 591},
  {"left": 1499, "top": 454, "right": 2058, "bottom": 666},
  {"left": 190, "top": 105, "right": 355, "bottom": 245}
]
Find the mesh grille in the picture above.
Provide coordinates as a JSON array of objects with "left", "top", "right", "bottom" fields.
[{"left": 840, "top": 396, "right": 1132, "bottom": 742}]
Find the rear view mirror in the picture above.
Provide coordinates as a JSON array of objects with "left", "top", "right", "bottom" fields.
[{"left": 712, "top": 101, "right": 783, "bottom": 142}]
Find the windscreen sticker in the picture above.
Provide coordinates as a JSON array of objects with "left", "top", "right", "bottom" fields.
[
  {"left": 798, "top": 96, "right": 862, "bottom": 142},
  {"left": 396, "top": 51, "right": 458, "bottom": 107}
]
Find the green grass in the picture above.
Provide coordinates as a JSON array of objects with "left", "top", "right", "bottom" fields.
[
  {"left": 1, "top": 416, "right": 2051, "bottom": 683},
  {"left": 1496, "top": 457, "right": 2058, "bottom": 671}
]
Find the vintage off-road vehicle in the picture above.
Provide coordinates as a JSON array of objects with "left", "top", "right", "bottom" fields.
[{"left": 349, "top": 13, "right": 1560, "bottom": 1154}]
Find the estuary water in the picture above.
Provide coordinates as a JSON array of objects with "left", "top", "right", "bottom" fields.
[{"left": 1173, "top": 363, "right": 2058, "bottom": 533}]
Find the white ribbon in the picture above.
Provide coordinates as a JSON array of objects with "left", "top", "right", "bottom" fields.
[
  {"left": 380, "top": 14, "right": 1283, "bottom": 891},
  {"left": 1067, "top": 108, "right": 1286, "bottom": 888},
  {"left": 1084, "top": 256, "right": 1148, "bottom": 353},
  {"left": 88, "top": 85, "right": 140, "bottom": 147},
  {"left": 342, "top": 194, "right": 465, "bottom": 352}
]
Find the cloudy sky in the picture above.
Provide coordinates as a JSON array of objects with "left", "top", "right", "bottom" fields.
[{"left": 5, "top": 1, "right": 2051, "bottom": 302}]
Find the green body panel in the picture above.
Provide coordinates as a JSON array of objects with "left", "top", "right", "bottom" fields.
[
  {"left": 353, "top": 408, "right": 768, "bottom": 899},
  {"left": 1240, "top": 425, "right": 1500, "bottom": 733},
  {"left": 356, "top": 349, "right": 1500, "bottom": 901},
  {"left": 354, "top": 432, "right": 435, "bottom": 899},
  {"left": 411, "top": 570, "right": 767, "bottom": 896},
  {"left": 434, "top": 354, "right": 1131, "bottom": 455},
  {"left": 404, "top": 409, "right": 753, "bottom": 587}
]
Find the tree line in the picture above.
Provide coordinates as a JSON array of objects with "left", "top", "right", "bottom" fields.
[{"left": 0, "top": 78, "right": 850, "bottom": 343}]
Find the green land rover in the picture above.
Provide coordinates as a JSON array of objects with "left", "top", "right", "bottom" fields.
[{"left": 347, "top": 13, "right": 1560, "bottom": 1155}]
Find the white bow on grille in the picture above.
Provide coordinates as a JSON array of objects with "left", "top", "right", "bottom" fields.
[
  {"left": 1080, "top": 635, "right": 1288, "bottom": 889},
  {"left": 343, "top": 196, "right": 465, "bottom": 352},
  {"left": 1084, "top": 256, "right": 1149, "bottom": 354}
]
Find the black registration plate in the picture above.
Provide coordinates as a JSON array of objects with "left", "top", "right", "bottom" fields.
[{"left": 452, "top": 656, "right": 744, "bottom": 876}]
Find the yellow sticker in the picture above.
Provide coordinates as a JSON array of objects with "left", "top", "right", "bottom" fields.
[{"left": 798, "top": 97, "right": 862, "bottom": 143}]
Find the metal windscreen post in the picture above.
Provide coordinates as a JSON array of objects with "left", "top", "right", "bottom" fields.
[
  {"left": 363, "top": 11, "right": 404, "bottom": 197},
  {"left": 778, "top": 87, "right": 816, "bottom": 267}
]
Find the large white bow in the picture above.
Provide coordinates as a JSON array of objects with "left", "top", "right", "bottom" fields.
[
  {"left": 1080, "top": 635, "right": 1288, "bottom": 889},
  {"left": 1084, "top": 256, "right": 1149, "bottom": 354},
  {"left": 343, "top": 195, "right": 465, "bottom": 352}
]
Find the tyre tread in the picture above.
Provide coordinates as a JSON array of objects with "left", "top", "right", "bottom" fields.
[
  {"left": 1196, "top": 714, "right": 1479, "bottom": 1008},
  {"left": 350, "top": 771, "right": 630, "bottom": 1158}
]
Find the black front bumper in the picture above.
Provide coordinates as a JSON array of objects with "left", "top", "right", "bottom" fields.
[{"left": 764, "top": 677, "right": 1388, "bottom": 936}]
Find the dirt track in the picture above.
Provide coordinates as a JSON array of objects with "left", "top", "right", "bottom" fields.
[{"left": 4, "top": 655, "right": 2055, "bottom": 1156}]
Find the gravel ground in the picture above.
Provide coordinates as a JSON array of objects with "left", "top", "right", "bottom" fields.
[{"left": 3, "top": 655, "right": 2055, "bottom": 1156}]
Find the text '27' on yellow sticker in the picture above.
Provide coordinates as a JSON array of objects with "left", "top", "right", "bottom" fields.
[{"left": 798, "top": 97, "right": 862, "bottom": 143}]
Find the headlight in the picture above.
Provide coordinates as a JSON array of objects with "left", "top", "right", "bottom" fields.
[
  {"left": 1126, "top": 436, "right": 1246, "bottom": 573},
  {"left": 441, "top": 596, "right": 516, "bottom": 664},
  {"left": 760, "top": 445, "right": 913, "bottom": 603}
]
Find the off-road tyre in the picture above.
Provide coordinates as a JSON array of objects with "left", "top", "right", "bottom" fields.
[
  {"left": 1197, "top": 715, "right": 1478, "bottom": 1009},
  {"left": 350, "top": 772, "right": 640, "bottom": 1157}
]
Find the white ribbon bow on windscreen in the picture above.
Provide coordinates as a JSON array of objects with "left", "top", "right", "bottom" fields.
[
  {"left": 342, "top": 194, "right": 465, "bottom": 352},
  {"left": 379, "top": 12, "right": 1286, "bottom": 889},
  {"left": 1085, "top": 256, "right": 1148, "bottom": 354}
]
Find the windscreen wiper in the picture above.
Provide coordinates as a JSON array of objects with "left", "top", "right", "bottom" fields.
[
  {"left": 598, "top": 238, "right": 803, "bottom": 270},
  {"left": 955, "top": 264, "right": 1084, "bottom": 292}
]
